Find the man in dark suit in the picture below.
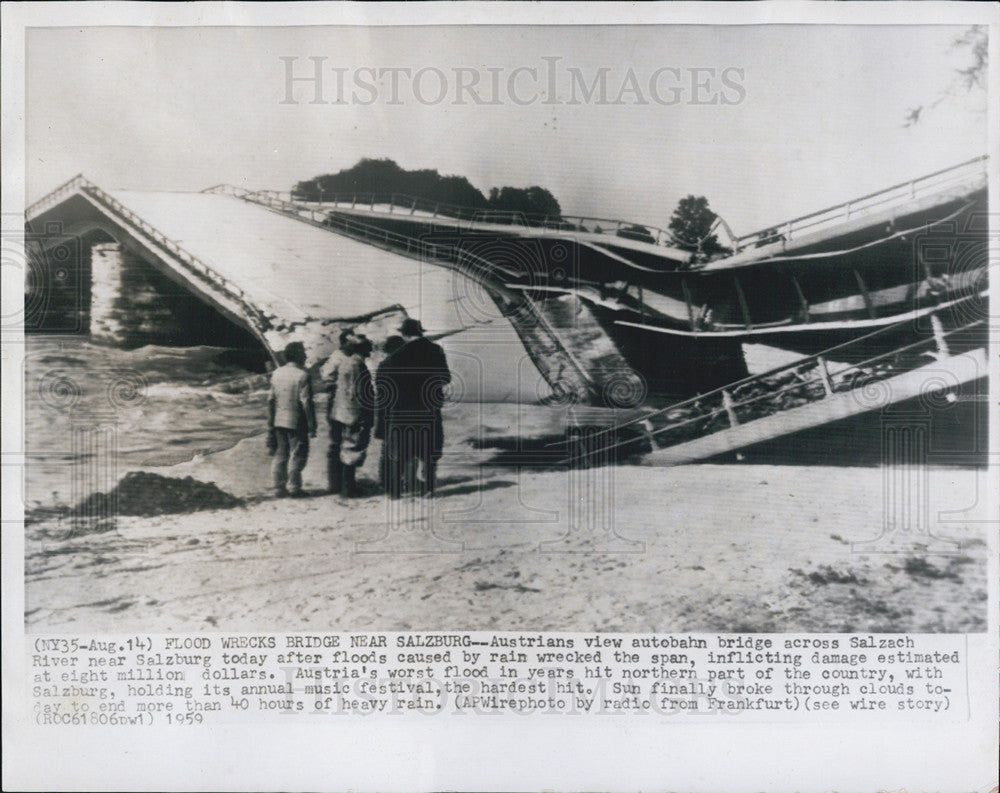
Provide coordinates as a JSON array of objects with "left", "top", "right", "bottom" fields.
[
  {"left": 373, "top": 335, "right": 405, "bottom": 493},
  {"left": 378, "top": 319, "right": 451, "bottom": 498}
]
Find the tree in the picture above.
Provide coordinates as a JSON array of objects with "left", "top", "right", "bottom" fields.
[
  {"left": 904, "top": 25, "right": 987, "bottom": 127},
  {"left": 292, "top": 158, "right": 489, "bottom": 208},
  {"left": 668, "top": 195, "right": 731, "bottom": 262},
  {"left": 486, "top": 185, "right": 562, "bottom": 221}
]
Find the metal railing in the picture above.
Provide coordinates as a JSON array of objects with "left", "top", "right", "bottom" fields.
[
  {"left": 201, "top": 184, "right": 257, "bottom": 199},
  {"left": 25, "top": 173, "right": 91, "bottom": 218},
  {"left": 564, "top": 311, "right": 986, "bottom": 461},
  {"left": 216, "top": 157, "right": 988, "bottom": 257},
  {"left": 275, "top": 190, "right": 684, "bottom": 248},
  {"left": 733, "top": 155, "right": 989, "bottom": 252}
]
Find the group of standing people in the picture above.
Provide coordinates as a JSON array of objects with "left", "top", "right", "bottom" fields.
[{"left": 267, "top": 318, "right": 450, "bottom": 500}]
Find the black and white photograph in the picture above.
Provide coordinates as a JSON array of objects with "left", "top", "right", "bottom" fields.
[
  {"left": 15, "top": 17, "right": 995, "bottom": 633},
  {"left": 2, "top": 3, "right": 998, "bottom": 791}
]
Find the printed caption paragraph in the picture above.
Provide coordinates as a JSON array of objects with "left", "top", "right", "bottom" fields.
[{"left": 30, "top": 633, "right": 968, "bottom": 724}]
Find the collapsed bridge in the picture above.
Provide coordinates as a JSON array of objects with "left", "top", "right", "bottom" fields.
[
  {"left": 24, "top": 176, "right": 592, "bottom": 402},
  {"left": 24, "top": 157, "right": 992, "bottom": 465}
]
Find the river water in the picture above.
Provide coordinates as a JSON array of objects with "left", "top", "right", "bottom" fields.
[
  {"left": 23, "top": 337, "right": 270, "bottom": 508},
  {"left": 20, "top": 336, "right": 575, "bottom": 509}
]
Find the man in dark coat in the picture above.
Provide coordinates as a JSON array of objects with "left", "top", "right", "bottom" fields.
[
  {"left": 378, "top": 319, "right": 451, "bottom": 498},
  {"left": 373, "top": 335, "right": 406, "bottom": 493}
]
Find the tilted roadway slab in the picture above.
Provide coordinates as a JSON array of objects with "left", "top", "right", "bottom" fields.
[
  {"left": 642, "top": 348, "right": 988, "bottom": 466},
  {"left": 33, "top": 185, "right": 553, "bottom": 402}
]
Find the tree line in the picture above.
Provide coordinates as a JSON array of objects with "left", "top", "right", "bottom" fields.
[
  {"left": 293, "top": 158, "right": 562, "bottom": 219},
  {"left": 293, "top": 157, "right": 734, "bottom": 262}
]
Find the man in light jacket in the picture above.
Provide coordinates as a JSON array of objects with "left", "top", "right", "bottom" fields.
[
  {"left": 267, "top": 341, "right": 317, "bottom": 497},
  {"left": 321, "top": 331, "right": 374, "bottom": 498}
]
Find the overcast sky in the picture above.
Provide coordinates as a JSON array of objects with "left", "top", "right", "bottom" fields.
[{"left": 26, "top": 24, "right": 987, "bottom": 234}]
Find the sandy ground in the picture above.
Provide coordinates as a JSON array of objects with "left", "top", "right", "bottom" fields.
[{"left": 24, "top": 418, "right": 989, "bottom": 633}]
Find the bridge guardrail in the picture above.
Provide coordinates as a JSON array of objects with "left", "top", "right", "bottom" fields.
[
  {"left": 202, "top": 154, "right": 988, "bottom": 260},
  {"left": 255, "top": 156, "right": 989, "bottom": 256},
  {"left": 25, "top": 173, "right": 90, "bottom": 218},
  {"left": 201, "top": 184, "right": 256, "bottom": 199},
  {"left": 733, "top": 155, "right": 989, "bottom": 252},
  {"left": 82, "top": 185, "right": 248, "bottom": 301},
  {"left": 292, "top": 190, "right": 686, "bottom": 248}
]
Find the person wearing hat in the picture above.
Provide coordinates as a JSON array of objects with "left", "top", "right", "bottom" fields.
[
  {"left": 379, "top": 318, "right": 451, "bottom": 498},
  {"left": 373, "top": 334, "right": 406, "bottom": 491},
  {"left": 267, "top": 341, "right": 317, "bottom": 497},
  {"left": 320, "top": 329, "right": 374, "bottom": 499}
]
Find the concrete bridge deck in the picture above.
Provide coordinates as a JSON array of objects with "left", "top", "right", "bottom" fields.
[{"left": 26, "top": 179, "right": 557, "bottom": 402}]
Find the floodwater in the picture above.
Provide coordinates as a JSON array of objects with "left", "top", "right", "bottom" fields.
[
  {"left": 20, "top": 336, "right": 573, "bottom": 509},
  {"left": 22, "top": 337, "right": 271, "bottom": 508}
]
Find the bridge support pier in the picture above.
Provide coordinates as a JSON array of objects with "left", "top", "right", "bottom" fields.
[
  {"left": 89, "top": 242, "right": 126, "bottom": 343},
  {"left": 86, "top": 241, "right": 269, "bottom": 362},
  {"left": 89, "top": 242, "right": 189, "bottom": 346}
]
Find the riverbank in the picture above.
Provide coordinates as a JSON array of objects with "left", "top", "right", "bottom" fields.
[{"left": 24, "top": 440, "right": 989, "bottom": 633}]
